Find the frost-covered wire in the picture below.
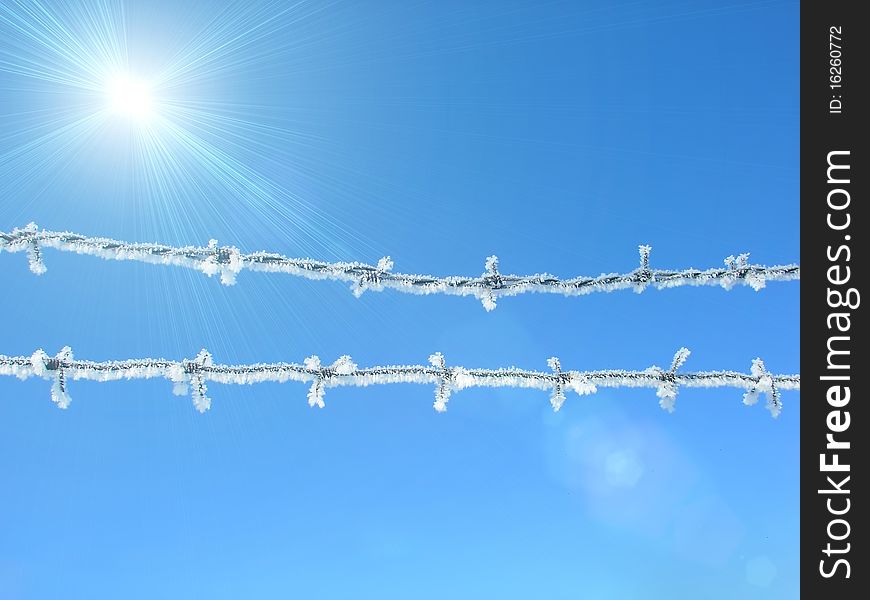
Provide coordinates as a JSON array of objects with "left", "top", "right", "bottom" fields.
[
  {"left": 1, "top": 223, "right": 800, "bottom": 310},
  {"left": 0, "top": 347, "right": 799, "bottom": 417}
]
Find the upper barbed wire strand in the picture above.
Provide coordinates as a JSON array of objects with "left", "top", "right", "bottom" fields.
[{"left": 1, "top": 223, "right": 799, "bottom": 310}]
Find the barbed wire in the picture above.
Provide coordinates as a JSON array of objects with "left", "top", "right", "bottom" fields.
[
  {"left": 1, "top": 223, "right": 800, "bottom": 310},
  {"left": 0, "top": 347, "right": 798, "bottom": 417}
]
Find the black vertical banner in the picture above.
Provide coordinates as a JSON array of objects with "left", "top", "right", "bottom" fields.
[{"left": 802, "top": 1, "right": 866, "bottom": 596}]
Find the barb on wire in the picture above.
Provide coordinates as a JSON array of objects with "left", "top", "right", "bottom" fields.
[
  {"left": 0, "top": 347, "right": 799, "bottom": 417},
  {"left": 742, "top": 358, "right": 783, "bottom": 418},
  {"left": 429, "top": 352, "right": 452, "bottom": 412},
  {"left": 650, "top": 346, "right": 692, "bottom": 413},
  {"left": 1, "top": 224, "right": 800, "bottom": 311}
]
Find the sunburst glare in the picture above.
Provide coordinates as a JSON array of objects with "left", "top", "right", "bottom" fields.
[
  {"left": 106, "top": 74, "right": 153, "bottom": 120},
  {"left": 0, "top": 0, "right": 376, "bottom": 266}
]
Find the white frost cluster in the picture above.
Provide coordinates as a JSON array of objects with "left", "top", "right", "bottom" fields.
[
  {"left": 644, "top": 348, "right": 692, "bottom": 413},
  {"left": 23, "top": 347, "right": 73, "bottom": 408},
  {"left": 200, "top": 240, "right": 244, "bottom": 286},
  {"left": 743, "top": 358, "right": 782, "bottom": 418},
  {"left": 0, "top": 224, "right": 800, "bottom": 310},
  {"left": 376, "top": 256, "right": 394, "bottom": 272},
  {"left": 50, "top": 347, "right": 73, "bottom": 408},
  {"left": 0, "top": 347, "right": 799, "bottom": 417},
  {"left": 190, "top": 349, "right": 213, "bottom": 413},
  {"left": 547, "top": 357, "right": 567, "bottom": 411},
  {"left": 429, "top": 352, "right": 451, "bottom": 412}
]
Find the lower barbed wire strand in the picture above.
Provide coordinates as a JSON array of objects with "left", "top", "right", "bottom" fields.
[{"left": 0, "top": 347, "right": 798, "bottom": 417}]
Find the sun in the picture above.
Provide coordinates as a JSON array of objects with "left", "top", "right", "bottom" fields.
[{"left": 107, "top": 75, "right": 153, "bottom": 120}]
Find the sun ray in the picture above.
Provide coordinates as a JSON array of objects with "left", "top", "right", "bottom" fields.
[{"left": 1, "top": 0, "right": 376, "bottom": 270}]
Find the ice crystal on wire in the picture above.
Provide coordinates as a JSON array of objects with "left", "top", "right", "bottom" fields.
[
  {"left": 670, "top": 347, "right": 691, "bottom": 372},
  {"left": 377, "top": 256, "right": 394, "bottom": 272},
  {"left": 49, "top": 347, "right": 73, "bottom": 409},
  {"left": 189, "top": 350, "right": 213, "bottom": 413},
  {"left": 303, "top": 356, "right": 325, "bottom": 408},
  {"left": 547, "top": 357, "right": 567, "bottom": 411},
  {"left": 429, "top": 352, "right": 451, "bottom": 412},
  {"left": 652, "top": 347, "right": 692, "bottom": 413},
  {"left": 634, "top": 244, "right": 653, "bottom": 291},
  {"left": 743, "top": 358, "right": 782, "bottom": 418}
]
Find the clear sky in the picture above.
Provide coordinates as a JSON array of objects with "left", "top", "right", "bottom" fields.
[{"left": 0, "top": 1, "right": 799, "bottom": 598}]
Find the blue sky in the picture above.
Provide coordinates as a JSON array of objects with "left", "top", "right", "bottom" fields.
[{"left": 0, "top": 1, "right": 799, "bottom": 598}]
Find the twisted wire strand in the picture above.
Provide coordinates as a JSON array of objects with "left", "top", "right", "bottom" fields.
[
  {"left": 1, "top": 223, "right": 800, "bottom": 310},
  {"left": 1, "top": 347, "right": 798, "bottom": 417}
]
